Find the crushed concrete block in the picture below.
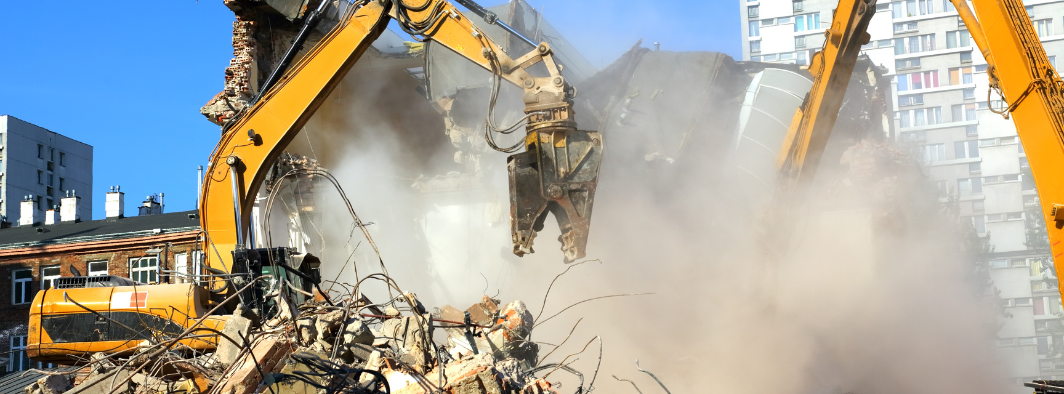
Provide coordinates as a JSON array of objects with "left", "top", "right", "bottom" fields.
[
  {"left": 215, "top": 335, "right": 291, "bottom": 394},
  {"left": 130, "top": 373, "right": 168, "bottom": 394},
  {"left": 217, "top": 314, "right": 251, "bottom": 367},
  {"left": 342, "top": 318, "right": 375, "bottom": 346},
  {"left": 296, "top": 315, "right": 317, "bottom": 345},
  {"left": 378, "top": 315, "right": 434, "bottom": 373},
  {"left": 67, "top": 369, "right": 129, "bottom": 394},
  {"left": 358, "top": 350, "right": 383, "bottom": 385},
  {"left": 36, "top": 374, "right": 73, "bottom": 394},
  {"left": 314, "top": 310, "right": 344, "bottom": 342}
]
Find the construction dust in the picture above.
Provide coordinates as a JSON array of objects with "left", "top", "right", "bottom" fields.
[{"left": 15, "top": 0, "right": 1019, "bottom": 393}]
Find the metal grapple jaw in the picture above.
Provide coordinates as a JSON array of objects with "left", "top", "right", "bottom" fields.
[{"left": 508, "top": 127, "right": 603, "bottom": 263}]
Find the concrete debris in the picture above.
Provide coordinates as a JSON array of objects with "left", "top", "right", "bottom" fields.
[{"left": 28, "top": 293, "right": 575, "bottom": 394}]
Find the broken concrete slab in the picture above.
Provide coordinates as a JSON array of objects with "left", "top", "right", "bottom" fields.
[{"left": 216, "top": 314, "right": 251, "bottom": 367}]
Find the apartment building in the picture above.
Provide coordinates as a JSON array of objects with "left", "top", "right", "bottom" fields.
[
  {"left": 740, "top": 0, "right": 1064, "bottom": 386},
  {"left": 0, "top": 115, "right": 92, "bottom": 225}
]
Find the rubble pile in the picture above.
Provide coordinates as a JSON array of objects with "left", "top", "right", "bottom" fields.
[{"left": 23, "top": 292, "right": 582, "bottom": 394}]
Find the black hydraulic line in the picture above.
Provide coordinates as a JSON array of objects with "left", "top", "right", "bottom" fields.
[
  {"left": 250, "top": 0, "right": 331, "bottom": 108},
  {"left": 450, "top": 0, "right": 537, "bottom": 48}
]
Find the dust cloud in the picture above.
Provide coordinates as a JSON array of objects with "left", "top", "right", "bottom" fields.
[{"left": 269, "top": 50, "right": 1012, "bottom": 394}]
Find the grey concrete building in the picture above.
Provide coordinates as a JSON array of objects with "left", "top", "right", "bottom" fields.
[
  {"left": 740, "top": 0, "right": 1064, "bottom": 387},
  {"left": 0, "top": 116, "right": 92, "bottom": 225}
]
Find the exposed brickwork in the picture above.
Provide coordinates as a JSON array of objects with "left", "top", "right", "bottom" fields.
[
  {"left": 0, "top": 231, "right": 198, "bottom": 371},
  {"left": 200, "top": 9, "right": 257, "bottom": 125}
]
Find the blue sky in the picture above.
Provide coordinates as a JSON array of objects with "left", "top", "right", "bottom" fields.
[{"left": 0, "top": 1, "right": 739, "bottom": 220}]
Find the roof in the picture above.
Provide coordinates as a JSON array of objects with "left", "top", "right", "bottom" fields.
[
  {"left": 0, "top": 210, "right": 200, "bottom": 250},
  {"left": 0, "top": 366, "right": 79, "bottom": 393}
]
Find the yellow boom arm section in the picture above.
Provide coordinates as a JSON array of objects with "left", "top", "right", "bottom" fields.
[
  {"left": 949, "top": 0, "right": 1064, "bottom": 295},
  {"left": 200, "top": 0, "right": 602, "bottom": 273},
  {"left": 777, "top": 0, "right": 876, "bottom": 188}
]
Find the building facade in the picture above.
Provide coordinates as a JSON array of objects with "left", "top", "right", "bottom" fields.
[
  {"left": 0, "top": 207, "right": 201, "bottom": 373},
  {"left": 740, "top": 0, "right": 1064, "bottom": 385},
  {"left": 0, "top": 115, "right": 92, "bottom": 225}
]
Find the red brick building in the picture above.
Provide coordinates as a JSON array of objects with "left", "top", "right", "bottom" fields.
[{"left": 0, "top": 210, "right": 201, "bottom": 372}]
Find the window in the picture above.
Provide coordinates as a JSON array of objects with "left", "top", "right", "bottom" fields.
[
  {"left": 59, "top": 152, "right": 65, "bottom": 166},
  {"left": 175, "top": 253, "right": 188, "bottom": 284},
  {"left": 979, "top": 138, "right": 996, "bottom": 147},
  {"left": 897, "top": 71, "right": 939, "bottom": 91},
  {"left": 901, "top": 130, "right": 926, "bottom": 141},
  {"left": 12, "top": 269, "right": 31, "bottom": 305},
  {"left": 899, "top": 94, "right": 924, "bottom": 106},
  {"left": 797, "top": 51, "right": 809, "bottom": 65},
  {"left": 793, "top": 0, "right": 803, "bottom": 13},
  {"left": 936, "top": 180, "right": 949, "bottom": 197},
  {"left": 762, "top": 53, "right": 777, "bottom": 61},
  {"left": 794, "top": 12, "right": 821, "bottom": 32},
  {"left": 899, "top": 107, "right": 942, "bottom": 127},
  {"left": 893, "top": 2, "right": 905, "bottom": 18},
  {"left": 942, "top": 0, "right": 956, "bottom": 12},
  {"left": 952, "top": 103, "right": 977, "bottom": 121},
  {"left": 1007, "top": 212, "right": 1024, "bottom": 220},
  {"left": 780, "top": 52, "right": 794, "bottom": 60},
  {"left": 958, "top": 177, "right": 983, "bottom": 196},
  {"left": 963, "top": 88, "right": 975, "bottom": 99},
  {"left": 960, "top": 51, "right": 972, "bottom": 63},
  {"left": 58, "top": 178, "right": 65, "bottom": 192},
  {"left": 9, "top": 336, "right": 29, "bottom": 372},
  {"left": 36, "top": 170, "right": 42, "bottom": 185},
  {"left": 896, "top": 58, "right": 921, "bottom": 69},
  {"left": 949, "top": 66, "right": 974, "bottom": 85},
  {"left": 751, "top": 56, "right": 761, "bottom": 62},
  {"left": 972, "top": 199, "right": 984, "bottom": 211},
  {"left": 999, "top": 338, "right": 1018, "bottom": 347},
  {"left": 984, "top": 175, "right": 1002, "bottom": 184},
  {"left": 1023, "top": 173, "right": 1037, "bottom": 191},
  {"left": 895, "top": 22, "right": 919, "bottom": 34},
  {"left": 917, "top": 0, "right": 933, "bottom": 15},
  {"left": 749, "top": 21, "right": 759, "bottom": 37},
  {"left": 1035, "top": 19, "right": 1053, "bottom": 37},
  {"left": 1017, "top": 297, "right": 1033, "bottom": 306},
  {"left": 761, "top": 18, "right": 776, "bottom": 27},
  {"left": 750, "top": 41, "right": 760, "bottom": 53},
  {"left": 129, "top": 257, "right": 159, "bottom": 284},
  {"left": 748, "top": 6, "right": 758, "bottom": 19},
  {"left": 975, "top": 64, "right": 988, "bottom": 73},
  {"left": 946, "top": 30, "right": 971, "bottom": 48},
  {"left": 924, "top": 143, "right": 945, "bottom": 162},
  {"left": 972, "top": 215, "right": 986, "bottom": 233},
  {"left": 777, "top": 17, "right": 792, "bottom": 25},
  {"left": 1051, "top": 56, "right": 1057, "bottom": 69},
  {"left": 36, "top": 144, "right": 43, "bottom": 159},
  {"left": 41, "top": 266, "right": 60, "bottom": 290},
  {"left": 990, "top": 259, "right": 1008, "bottom": 268},
  {"left": 955, "top": 140, "right": 979, "bottom": 159},
  {"left": 796, "top": 36, "right": 806, "bottom": 48},
  {"left": 47, "top": 173, "right": 53, "bottom": 187},
  {"left": 1038, "top": 336, "right": 1050, "bottom": 355},
  {"left": 1005, "top": 174, "right": 1021, "bottom": 182},
  {"left": 966, "top": 125, "right": 978, "bottom": 137},
  {"left": 88, "top": 261, "right": 108, "bottom": 276}
]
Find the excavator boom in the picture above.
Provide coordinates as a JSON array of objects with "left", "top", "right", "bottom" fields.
[
  {"left": 949, "top": 0, "right": 1064, "bottom": 301},
  {"left": 200, "top": 0, "right": 602, "bottom": 274}
]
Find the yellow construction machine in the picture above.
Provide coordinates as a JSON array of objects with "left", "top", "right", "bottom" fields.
[{"left": 28, "top": 0, "right": 602, "bottom": 363}]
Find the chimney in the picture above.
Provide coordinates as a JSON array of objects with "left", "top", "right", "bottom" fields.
[
  {"left": 139, "top": 193, "right": 163, "bottom": 216},
  {"left": 19, "top": 195, "right": 39, "bottom": 226},
  {"left": 61, "top": 190, "right": 80, "bottom": 222},
  {"left": 106, "top": 186, "right": 125, "bottom": 219},
  {"left": 44, "top": 206, "right": 58, "bottom": 225}
]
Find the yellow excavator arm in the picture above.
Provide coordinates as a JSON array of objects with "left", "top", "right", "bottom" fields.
[
  {"left": 948, "top": 0, "right": 1064, "bottom": 299},
  {"left": 29, "top": 0, "right": 603, "bottom": 365},
  {"left": 777, "top": 0, "right": 876, "bottom": 189},
  {"left": 200, "top": 0, "right": 602, "bottom": 274}
]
